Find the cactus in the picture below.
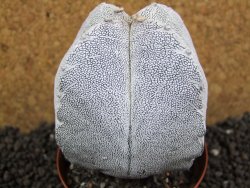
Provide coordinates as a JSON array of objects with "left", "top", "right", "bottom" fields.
[{"left": 54, "top": 2, "right": 208, "bottom": 178}]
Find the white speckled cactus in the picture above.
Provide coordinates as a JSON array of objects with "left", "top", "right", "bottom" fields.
[{"left": 54, "top": 3, "right": 208, "bottom": 178}]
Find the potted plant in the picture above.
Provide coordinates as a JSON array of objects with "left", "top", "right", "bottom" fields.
[{"left": 54, "top": 2, "right": 208, "bottom": 188}]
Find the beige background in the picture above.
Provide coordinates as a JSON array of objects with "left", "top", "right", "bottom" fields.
[{"left": 0, "top": 0, "right": 249, "bottom": 132}]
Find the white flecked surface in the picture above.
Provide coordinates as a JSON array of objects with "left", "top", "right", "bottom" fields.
[{"left": 54, "top": 3, "right": 208, "bottom": 178}]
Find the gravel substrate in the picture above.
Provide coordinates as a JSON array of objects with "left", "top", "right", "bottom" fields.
[
  {"left": 67, "top": 165, "right": 192, "bottom": 188},
  {"left": 0, "top": 112, "right": 249, "bottom": 188}
]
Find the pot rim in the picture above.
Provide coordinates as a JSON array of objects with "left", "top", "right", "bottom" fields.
[{"left": 56, "top": 144, "right": 208, "bottom": 188}]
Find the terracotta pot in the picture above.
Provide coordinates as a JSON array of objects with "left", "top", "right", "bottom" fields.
[{"left": 56, "top": 144, "right": 208, "bottom": 188}]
